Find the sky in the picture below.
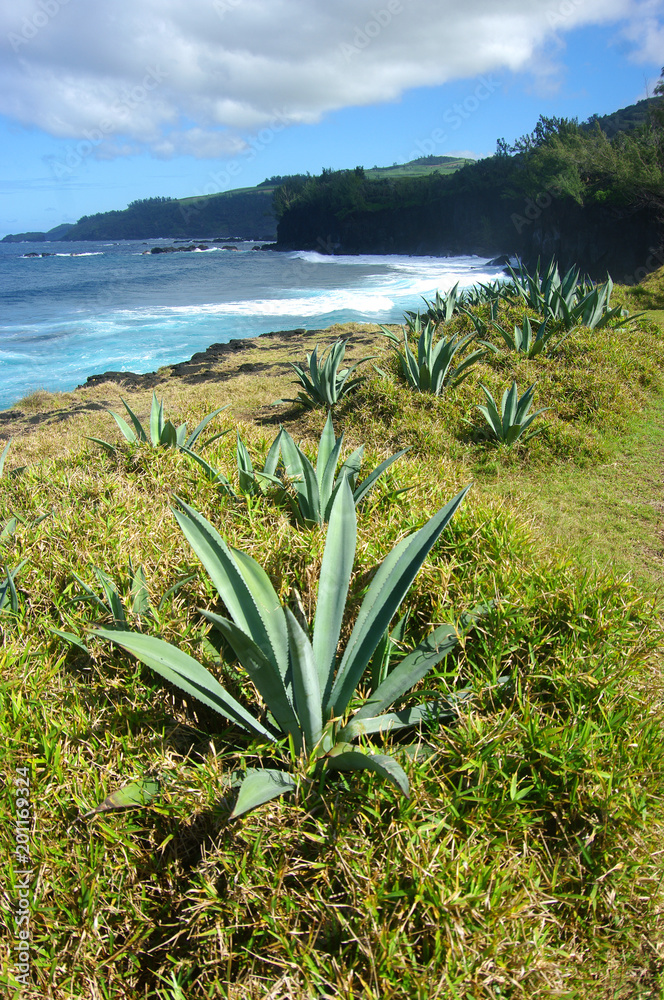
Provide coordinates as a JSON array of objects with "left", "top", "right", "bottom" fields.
[{"left": 0, "top": 0, "right": 662, "bottom": 238}]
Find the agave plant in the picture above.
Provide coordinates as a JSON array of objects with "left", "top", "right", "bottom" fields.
[
  {"left": 475, "top": 381, "right": 549, "bottom": 446},
  {"left": 490, "top": 316, "right": 571, "bottom": 358},
  {"left": 277, "top": 413, "right": 408, "bottom": 526},
  {"left": 505, "top": 259, "right": 640, "bottom": 331},
  {"left": 95, "top": 480, "right": 476, "bottom": 817},
  {"left": 407, "top": 282, "right": 464, "bottom": 326},
  {"left": 381, "top": 316, "right": 487, "bottom": 396},
  {"left": 184, "top": 431, "right": 283, "bottom": 497},
  {"left": 90, "top": 394, "right": 230, "bottom": 453},
  {"left": 277, "top": 340, "right": 373, "bottom": 410}
]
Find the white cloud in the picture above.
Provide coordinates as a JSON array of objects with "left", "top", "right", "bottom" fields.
[{"left": 0, "top": 0, "right": 659, "bottom": 159}]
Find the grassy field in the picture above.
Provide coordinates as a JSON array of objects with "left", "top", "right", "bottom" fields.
[{"left": 1, "top": 274, "right": 664, "bottom": 999}]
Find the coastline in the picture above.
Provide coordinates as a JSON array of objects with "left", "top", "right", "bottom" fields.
[{"left": 0, "top": 321, "right": 387, "bottom": 451}]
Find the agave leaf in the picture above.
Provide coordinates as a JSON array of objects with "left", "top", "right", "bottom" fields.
[
  {"left": 318, "top": 427, "right": 345, "bottom": 513},
  {"left": 351, "top": 623, "right": 460, "bottom": 721},
  {"left": 352, "top": 449, "right": 409, "bottom": 506},
  {"left": 0, "top": 439, "right": 11, "bottom": 477},
  {"left": 326, "top": 747, "right": 409, "bottom": 796},
  {"left": 48, "top": 625, "right": 90, "bottom": 655},
  {"left": 263, "top": 431, "right": 282, "bottom": 478},
  {"left": 94, "top": 628, "right": 275, "bottom": 740},
  {"left": 236, "top": 433, "right": 256, "bottom": 494},
  {"left": 130, "top": 563, "right": 151, "bottom": 617},
  {"left": 0, "top": 560, "right": 26, "bottom": 614},
  {"left": 285, "top": 609, "right": 323, "bottom": 751},
  {"left": 316, "top": 412, "right": 336, "bottom": 486},
  {"left": 231, "top": 768, "right": 298, "bottom": 819},
  {"left": 1, "top": 517, "right": 17, "bottom": 541},
  {"left": 108, "top": 409, "right": 140, "bottom": 445},
  {"left": 339, "top": 693, "right": 472, "bottom": 741},
  {"left": 229, "top": 545, "right": 289, "bottom": 677},
  {"left": 172, "top": 498, "right": 282, "bottom": 667},
  {"left": 94, "top": 568, "right": 127, "bottom": 626},
  {"left": 149, "top": 393, "right": 163, "bottom": 447},
  {"left": 279, "top": 429, "right": 320, "bottom": 524},
  {"left": 86, "top": 436, "right": 118, "bottom": 455},
  {"left": 328, "top": 484, "right": 471, "bottom": 716},
  {"left": 180, "top": 446, "right": 223, "bottom": 482},
  {"left": 184, "top": 405, "right": 230, "bottom": 450},
  {"left": 200, "top": 609, "right": 299, "bottom": 745},
  {"left": 82, "top": 777, "right": 160, "bottom": 818},
  {"left": 312, "top": 478, "right": 356, "bottom": 703}
]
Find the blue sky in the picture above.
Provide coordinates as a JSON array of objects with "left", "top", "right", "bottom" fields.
[{"left": 0, "top": 0, "right": 662, "bottom": 238}]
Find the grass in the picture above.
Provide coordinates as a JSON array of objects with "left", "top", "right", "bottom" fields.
[{"left": 1, "top": 278, "right": 664, "bottom": 998}]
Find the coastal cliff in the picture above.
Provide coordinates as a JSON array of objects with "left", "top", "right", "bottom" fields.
[{"left": 276, "top": 190, "right": 662, "bottom": 282}]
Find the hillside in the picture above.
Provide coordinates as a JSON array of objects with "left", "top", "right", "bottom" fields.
[
  {"left": 1, "top": 264, "right": 664, "bottom": 996},
  {"left": 274, "top": 106, "right": 664, "bottom": 279}
]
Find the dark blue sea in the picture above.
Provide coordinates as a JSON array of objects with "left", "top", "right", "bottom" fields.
[{"left": 0, "top": 239, "right": 506, "bottom": 410}]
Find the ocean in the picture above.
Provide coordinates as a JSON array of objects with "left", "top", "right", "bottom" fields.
[{"left": 0, "top": 239, "right": 508, "bottom": 411}]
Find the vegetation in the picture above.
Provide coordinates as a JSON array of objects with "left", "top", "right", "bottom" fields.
[
  {"left": 473, "top": 381, "right": 548, "bottom": 445},
  {"left": 381, "top": 316, "right": 487, "bottom": 395},
  {"left": 89, "top": 393, "right": 229, "bottom": 454},
  {"left": 278, "top": 338, "right": 373, "bottom": 410},
  {"left": 2, "top": 266, "right": 664, "bottom": 997},
  {"left": 273, "top": 93, "right": 664, "bottom": 265}
]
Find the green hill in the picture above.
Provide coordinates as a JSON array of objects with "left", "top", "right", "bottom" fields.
[{"left": 1, "top": 158, "right": 469, "bottom": 243}]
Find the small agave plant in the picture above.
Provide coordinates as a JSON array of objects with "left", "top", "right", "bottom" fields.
[
  {"left": 184, "top": 415, "right": 408, "bottom": 527},
  {"left": 90, "top": 393, "right": 230, "bottom": 453},
  {"left": 277, "top": 339, "right": 373, "bottom": 411},
  {"left": 277, "top": 414, "right": 408, "bottom": 526},
  {"left": 381, "top": 316, "right": 487, "bottom": 396},
  {"left": 95, "top": 479, "right": 476, "bottom": 817},
  {"left": 475, "top": 381, "right": 549, "bottom": 446}
]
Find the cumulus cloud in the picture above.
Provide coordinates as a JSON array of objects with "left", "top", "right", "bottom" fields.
[{"left": 0, "top": 0, "right": 659, "bottom": 158}]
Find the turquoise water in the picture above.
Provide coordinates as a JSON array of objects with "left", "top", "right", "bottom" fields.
[{"left": 0, "top": 240, "right": 506, "bottom": 409}]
